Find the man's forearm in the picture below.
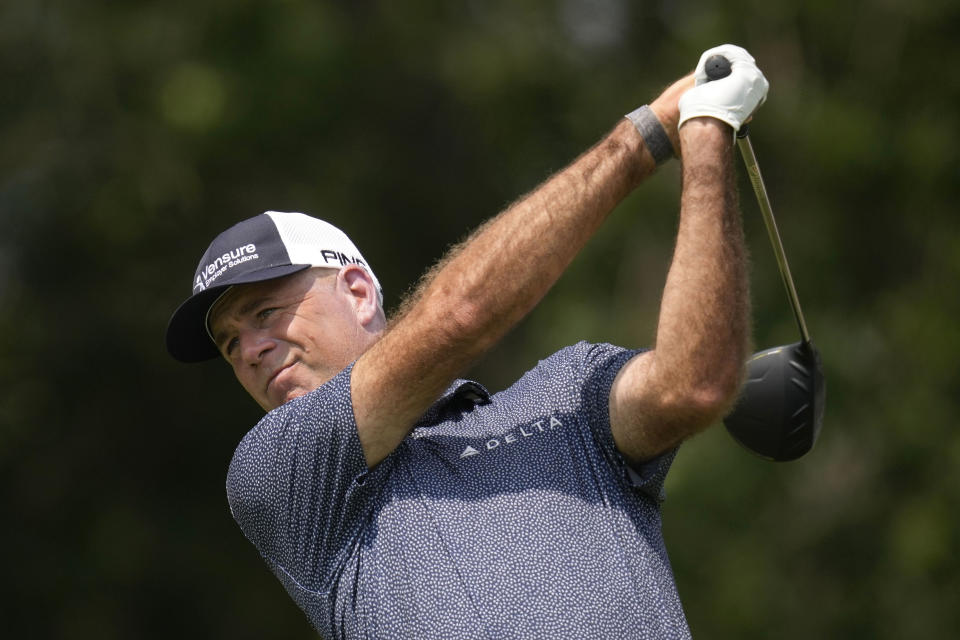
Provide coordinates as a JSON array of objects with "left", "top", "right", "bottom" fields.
[
  {"left": 391, "top": 73, "right": 696, "bottom": 335},
  {"left": 654, "top": 119, "right": 750, "bottom": 415},
  {"left": 406, "top": 118, "right": 649, "bottom": 347}
]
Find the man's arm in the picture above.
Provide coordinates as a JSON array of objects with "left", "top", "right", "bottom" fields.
[
  {"left": 609, "top": 44, "right": 768, "bottom": 463},
  {"left": 350, "top": 76, "right": 695, "bottom": 468},
  {"left": 608, "top": 118, "right": 749, "bottom": 463}
]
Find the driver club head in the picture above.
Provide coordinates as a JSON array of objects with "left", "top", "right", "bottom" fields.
[{"left": 724, "top": 341, "right": 826, "bottom": 461}]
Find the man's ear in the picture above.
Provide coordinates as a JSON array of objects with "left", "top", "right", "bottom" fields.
[{"left": 339, "top": 265, "right": 383, "bottom": 327}]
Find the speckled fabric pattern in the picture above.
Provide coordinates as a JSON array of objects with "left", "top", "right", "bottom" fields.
[{"left": 227, "top": 341, "right": 690, "bottom": 639}]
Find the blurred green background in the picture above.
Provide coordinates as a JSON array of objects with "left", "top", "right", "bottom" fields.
[{"left": 2, "top": 0, "right": 958, "bottom": 637}]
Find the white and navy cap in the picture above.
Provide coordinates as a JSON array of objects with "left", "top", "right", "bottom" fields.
[{"left": 166, "top": 211, "right": 382, "bottom": 363}]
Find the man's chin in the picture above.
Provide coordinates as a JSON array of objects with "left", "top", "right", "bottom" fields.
[
  {"left": 282, "top": 388, "right": 310, "bottom": 405},
  {"left": 265, "top": 364, "right": 301, "bottom": 408},
  {"left": 263, "top": 368, "right": 335, "bottom": 409},
  {"left": 263, "top": 386, "right": 307, "bottom": 410}
]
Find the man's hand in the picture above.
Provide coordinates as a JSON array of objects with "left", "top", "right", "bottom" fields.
[
  {"left": 678, "top": 44, "right": 769, "bottom": 133},
  {"left": 649, "top": 74, "right": 696, "bottom": 157}
]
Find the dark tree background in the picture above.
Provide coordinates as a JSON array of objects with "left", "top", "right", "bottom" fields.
[{"left": 2, "top": 1, "right": 958, "bottom": 637}]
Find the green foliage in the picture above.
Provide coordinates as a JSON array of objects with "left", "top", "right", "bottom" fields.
[{"left": 2, "top": 0, "right": 958, "bottom": 637}]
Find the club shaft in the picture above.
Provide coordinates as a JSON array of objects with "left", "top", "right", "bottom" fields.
[{"left": 736, "top": 134, "right": 811, "bottom": 343}]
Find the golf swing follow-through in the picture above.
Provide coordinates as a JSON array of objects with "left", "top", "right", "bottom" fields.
[{"left": 166, "top": 44, "right": 810, "bottom": 638}]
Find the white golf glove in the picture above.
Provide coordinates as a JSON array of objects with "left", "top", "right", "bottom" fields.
[{"left": 678, "top": 44, "right": 769, "bottom": 133}]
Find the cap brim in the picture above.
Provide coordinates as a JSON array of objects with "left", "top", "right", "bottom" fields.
[{"left": 165, "top": 264, "right": 311, "bottom": 363}]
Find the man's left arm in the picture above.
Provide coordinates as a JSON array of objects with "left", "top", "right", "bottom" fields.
[
  {"left": 609, "top": 118, "right": 748, "bottom": 464},
  {"left": 609, "top": 45, "right": 768, "bottom": 464}
]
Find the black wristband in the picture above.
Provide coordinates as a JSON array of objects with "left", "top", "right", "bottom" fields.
[{"left": 625, "top": 105, "right": 674, "bottom": 165}]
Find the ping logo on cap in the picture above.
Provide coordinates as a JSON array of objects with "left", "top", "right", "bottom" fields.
[{"left": 320, "top": 249, "right": 369, "bottom": 270}]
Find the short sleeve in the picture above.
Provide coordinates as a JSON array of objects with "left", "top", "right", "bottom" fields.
[
  {"left": 226, "top": 364, "right": 382, "bottom": 595},
  {"left": 570, "top": 341, "right": 677, "bottom": 503}
]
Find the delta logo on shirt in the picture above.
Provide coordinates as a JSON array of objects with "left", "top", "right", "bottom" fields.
[{"left": 458, "top": 416, "right": 565, "bottom": 459}]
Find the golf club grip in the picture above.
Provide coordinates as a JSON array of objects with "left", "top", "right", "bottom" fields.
[{"left": 704, "top": 55, "right": 732, "bottom": 81}]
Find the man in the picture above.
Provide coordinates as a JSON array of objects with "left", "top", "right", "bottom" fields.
[{"left": 166, "top": 45, "right": 768, "bottom": 639}]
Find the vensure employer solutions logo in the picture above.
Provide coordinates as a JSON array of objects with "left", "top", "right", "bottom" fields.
[{"left": 194, "top": 243, "right": 259, "bottom": 292}]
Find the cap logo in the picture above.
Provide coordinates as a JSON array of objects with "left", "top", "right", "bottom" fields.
[
  {"left": 193, "top": 243, "right": 259, "bottom": 292},
  {"left": 320, "top": 249, "right": 368, "bottom": 270}
]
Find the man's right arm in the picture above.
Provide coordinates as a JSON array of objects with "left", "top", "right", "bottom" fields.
[{"left": 349, "top": 75, "right": 695, "bottom": 469}]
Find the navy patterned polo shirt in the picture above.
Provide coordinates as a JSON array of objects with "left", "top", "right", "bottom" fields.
[{"left": 226, "top": 341, "right": 691, "bottom": 639}]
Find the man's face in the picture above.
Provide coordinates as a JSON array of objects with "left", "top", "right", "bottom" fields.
[{"left": 208, "top": 268, "right": 371, "bottom": 411}]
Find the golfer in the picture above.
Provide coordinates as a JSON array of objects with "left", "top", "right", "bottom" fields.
[{"left": 166, "top": 44, "right": 768, "bottom": 639}]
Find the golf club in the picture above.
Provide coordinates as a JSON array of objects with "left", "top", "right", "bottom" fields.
[{"left": 704, "top": 54, "right": 826, "bottom": 461}]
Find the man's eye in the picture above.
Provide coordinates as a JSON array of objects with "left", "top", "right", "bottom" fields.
[
  {"left": 225, "top": 337, "right": 239, "bottom": 356},
  {"left": 257, "top": 307, "right": 277, "bottom": 321}
]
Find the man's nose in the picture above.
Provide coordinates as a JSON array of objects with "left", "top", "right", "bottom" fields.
[{"left": 239, "top": 329, "right": 275, "bottom": 365}]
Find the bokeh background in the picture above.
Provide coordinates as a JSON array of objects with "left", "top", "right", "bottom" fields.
[{"left": 2, "top": 0, "right": 958, "bottom": 637}]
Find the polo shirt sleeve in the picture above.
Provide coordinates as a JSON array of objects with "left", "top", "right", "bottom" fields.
[
  {"left": 569, "top": 341, "right": 677, "bottom": 503},
  {"left": 225, "top": 363, "right": 381, "bottom": 596}
]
